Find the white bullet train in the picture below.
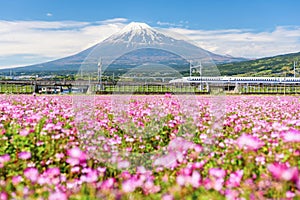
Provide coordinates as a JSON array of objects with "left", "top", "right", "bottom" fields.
[{"left": 169, "top": 76, "right": 300, "bottom": 84}]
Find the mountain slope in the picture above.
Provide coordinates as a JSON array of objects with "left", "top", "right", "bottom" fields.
[
  {"left": 0, "top": 22, "right": 246, "bottom": 76},
  {"left": 218, "top": 52, "right": 300, "bottom": 76},
  {"left": 94, "top": 22, "right": 245, "bottom": 64}
]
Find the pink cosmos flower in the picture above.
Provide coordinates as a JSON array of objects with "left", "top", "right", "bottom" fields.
[
  {"left": 67, "top": 147, "right": 85, "bottom": 158},
  {"left": 37, "top": 176, "right": 48, "bottom": 185},
  {"left": 164, "top": 93, "right": 172, "bottom": 98},
  {"left": 44, "top": 123, "right": 55, "bottom": 131},
  {"left": 24, "top": 167, "right": 39, "bottom": 182},
  {"left": 162, "top": 194, "right": 174, "bottom": 200},
  {"left": 181, "top": 167, "right": 192, "bottom": 176},
  {"left": 101, "top": 178, "right": 115, "bottom": 190},
  {"left": 80, "top": 169, "right": 98, "bottom": 183},
  {"left": 122, "top": 179, "right": 137, "bottom": 193},
  {"left": 66, "top": 147, "right": 87, "bottom": 166},
  {"left": 46, "top": 167, "right": 60, "bottom": 178},
  {"left": 176, "top": 170, "right": 201, "bottom": 188},
  {"left": 153, "top": 152, "right": 178, "bottom": 169},
  {"left": 136, "top": 166, "right": 148, "bottom": 174},
  {"left": 176, "top": 175, "right": 186, "bottom": 186},
  {"left": 203, "top": 178, "right": 213, "bottom": 190},
  {"left": 209, "top": 168, "right": 226, "bottom": 179},
  {"left": 18, "top": 151, "right": 31, "bottom": 160},
  {"left": 190, "top": 170, "right": 201, "bottom": 188},
  {"left": 296, "top": 178, "right": 300, "bottom": 190},
  {"left": 0, "top": 154, "right": 10, "bottom": 168},
  {"left": 225, "top": 189, "right": 240, "bottom": 200},
  {"left": 97, "top": 167, "right": 106, "bottom": 176},
  {"left": 0, "top": 192, "right": 8, "bottom": 200},
  {"left": 194, "top": 144, "right": 202, "bottom": 153},
  {"left": 143, "top": 180, "right": 161, "bottom": 195},
  {"left": 226, "top": 170, "right": 244, "bottom": 188},
  {"left": 206, "top": 168, "right": 226, "bottom": 191},
  {"left": 167, "top": 137, "right": 194, "bottom": 152},
  {"left": 236, "top": 134, "right": 264, "bottom": 150},
  {"left": 286, "top": 191, "right": 295, "bottom": 198},
  {"left": 192, "top": 161, "right": 205, "bottom": 170},
  {"left": 267, "top": 162, "right": 299, "bottom": 182},
  {"left": 281, "top": 128, "right": 300, "bottom": 142},
  {"left": 19, "top": 129, "right": 30, "bottom": 136},
  {"left": 48, "top": 191, "right": 67, "bottom": 200},
  {"left": 12, "top": 175, "right": 23, "bottom": 185},
  {"left": 71, "top": 166, "right": 80, "bottom": 173},
  {"left": 117, "top": 160, "right": 130, "bottom": 169},
  {"left": 55, "top": 153, "right": 65, "bottom": 160},
  {"left": 0, "top": 154, "right": 10, "bottom": 163},
  {"left": 120, "top": 171, "right": 131, "bottom": 180},
  {"left": 255, "top": 156, "right": 266, "bottom": 165},
  {"left": 213, "top": 178, "right": 225, "bottom": 191}
]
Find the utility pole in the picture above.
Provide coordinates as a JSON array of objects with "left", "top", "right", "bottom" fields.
[
  {"left": 189, "top": 61, "right": 202, "bottom": 77},
  {"left": 294, "top": 61, "right": 297, "bottom": 78},
  {"left": 189, "top": 61, "right": 202, "bottom": 90},
  {"left": 189, "top": 61, "right": 192, "bottom": 78},
  {"left": 199, "top": 61, "right": 203, "bottom": 91},
  {"left": 98, "top": 58, "right": 102, "bottom": 90}
]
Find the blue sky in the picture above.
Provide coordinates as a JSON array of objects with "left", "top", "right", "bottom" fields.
[
  {"left": 1, "top": 0, "right": 300, "bottom": 68},
  {"left": 1, "top": 0, "right": 299, "bottom": 30}
]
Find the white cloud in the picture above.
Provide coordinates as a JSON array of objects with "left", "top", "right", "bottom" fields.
[
  {"left": 157, "top": 21, "right": 177, "bottom": 27},
  {"left": 46, "top": 13, "right": 53, "bottom": 17},
  {"left": 0, "top": 19, "right": 126, "bottom": 68},
  {"left": 100, "top": 18, "right": 128, "bottom": 24},
  {"left": 0, "top": 18, "right": 300, "bottom": 69},
  {"left": 157, "top": 20, "right": 188, "bottom": 28},
  {"left": 166, "top": 26, "right": 300, "bottom": 58}
]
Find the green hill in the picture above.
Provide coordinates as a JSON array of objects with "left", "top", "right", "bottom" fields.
[{"left": 217, "top": 52, "right": 300, "bottom": 77}]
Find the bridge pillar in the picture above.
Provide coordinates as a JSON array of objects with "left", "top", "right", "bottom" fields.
[
  {"left": 86, "top": 85, "right": 93, "bottom": 94},
  {"left": 33, "top": 83, "right": 39, "bottom": 93},
  {"left": 68, "top": 86, "right": 72, "bottom": 94},
  {"left": 233, "top": 82, "right": 239, "bottom": 93},
  {"left": 206, "top": 82, "right": 209, "bottom": 93}
]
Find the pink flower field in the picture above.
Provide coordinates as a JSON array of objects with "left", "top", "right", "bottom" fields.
[{"left": 0, "top": 94, "right": 299, "bottom": 199}]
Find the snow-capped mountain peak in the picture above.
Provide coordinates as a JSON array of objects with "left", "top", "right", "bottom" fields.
[
  {"left": 104, "top": 22, "right": 169, "bottom": 46},
  {"left": 120, "top": 22, "right": 152, "bottom": 33}
]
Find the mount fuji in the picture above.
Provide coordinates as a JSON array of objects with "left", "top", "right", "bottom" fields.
[{"left": 1, "top": 22, "right": 246, "bottom": 75}]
